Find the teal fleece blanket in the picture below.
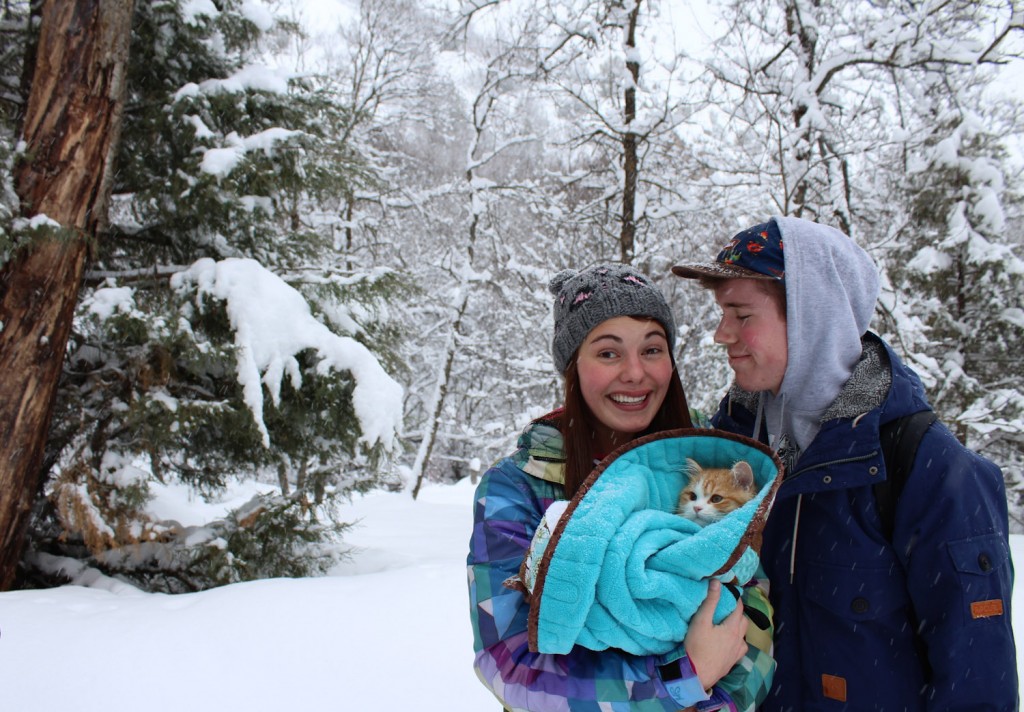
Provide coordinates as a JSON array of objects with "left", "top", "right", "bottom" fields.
[{"left": 519, "top": 429, "right": 782, "bottom": 657}]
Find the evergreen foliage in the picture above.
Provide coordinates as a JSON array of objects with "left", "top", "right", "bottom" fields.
[
  {"left": 6, "top": 0, "right": 406, "bottom": 591},
  {"left": 890, "top": 78, "right": 1024, "bottom": 508}
]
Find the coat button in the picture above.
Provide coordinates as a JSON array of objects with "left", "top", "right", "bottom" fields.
[
  {"left": 979, "top": 553, "right": 992, "bottom": 572},
  {"left": 851, "top": 597, "right": 870, "bottom": 614}
]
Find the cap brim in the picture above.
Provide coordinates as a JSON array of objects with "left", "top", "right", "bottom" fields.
[{"left": 671, "top": 262, "right": 776, "bottom": 281}]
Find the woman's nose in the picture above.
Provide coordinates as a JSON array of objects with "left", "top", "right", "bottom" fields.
[{"left": 620, "top": 353, "right": 644, "bottom": 381}]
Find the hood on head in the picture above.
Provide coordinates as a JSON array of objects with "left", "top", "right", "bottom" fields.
[{"left": 768, "top": 216, "right": 880, "bottom": 449}]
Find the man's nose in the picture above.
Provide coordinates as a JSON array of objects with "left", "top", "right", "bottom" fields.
[{"left": 714, "top": 317, "right": 734, "bottom": 345}]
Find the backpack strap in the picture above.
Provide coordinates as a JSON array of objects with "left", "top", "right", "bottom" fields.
[
  {"left": 874, "top": 410, "right": 938, "bottom": 540},
  {"left": 874, "top": 409, "right": 939, "bottom": 680}
]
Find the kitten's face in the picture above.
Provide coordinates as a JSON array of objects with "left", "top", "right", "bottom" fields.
[{"left": 676, "top": 459, "right": 756, "bottom": 527}]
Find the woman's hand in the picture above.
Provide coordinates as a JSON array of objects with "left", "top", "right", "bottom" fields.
[{"left": 684, "top": 579, "right": 748, "bottom": 690}]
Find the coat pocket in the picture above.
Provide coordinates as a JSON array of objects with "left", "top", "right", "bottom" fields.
[{"left": 946, "top": 533, "right": 1012, "bottom": 623}]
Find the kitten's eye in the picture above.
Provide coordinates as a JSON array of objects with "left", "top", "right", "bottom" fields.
[
  {"left": 709, "top": 495, "right": 724, "bottom": 504},
  {"left": 687, "top": 493, "right": 697, "bottom": 501}
]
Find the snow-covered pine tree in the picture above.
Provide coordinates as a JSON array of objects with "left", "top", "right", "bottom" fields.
[
  {"left": 4, "top": 0, "right": 406, "bottom": 591},
  {"left": 887, "top": 74, "right": 1024, "bottom": 521}
]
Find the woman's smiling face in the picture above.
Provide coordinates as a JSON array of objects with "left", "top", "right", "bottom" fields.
[{"left": 576, "top": 315, "right": 674, "bottom": 453}]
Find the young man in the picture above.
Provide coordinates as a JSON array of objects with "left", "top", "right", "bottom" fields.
[{"left": 672, "top": 217, "right": 1018, "bottom": 711}]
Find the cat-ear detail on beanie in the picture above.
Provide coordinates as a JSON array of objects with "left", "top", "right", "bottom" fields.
[{"left": 549, "top": 269, "right": 579, "bottom": 297}]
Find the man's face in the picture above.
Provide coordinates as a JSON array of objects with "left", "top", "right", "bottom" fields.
[{"left": 712, "top": 278, "right": 788, "bottom": 394}]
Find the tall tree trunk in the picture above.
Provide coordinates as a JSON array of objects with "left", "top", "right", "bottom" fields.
[
  {"left": 785, "top": 0, "right": 815, "bottom": 218},
  {"left": 410, "top": 163, "right": 480, "bottom": 500},
  {"left": 619, "top": 0, "right": 641, "bottom": 263},
  {"left": 0, "top": 0, "right": 135, "bottom": 591}
]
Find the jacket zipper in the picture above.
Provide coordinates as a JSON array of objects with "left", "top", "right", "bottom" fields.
[
  {"left": 785, "top": 449, "right": 881, "bottom": 584},
  {"left": 784, "top": 449, "right": 881, "bottom": 481}
]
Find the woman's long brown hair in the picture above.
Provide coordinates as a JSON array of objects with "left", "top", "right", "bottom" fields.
[{"left": 556, "top": 348, "right": 693, "bottom": 499}]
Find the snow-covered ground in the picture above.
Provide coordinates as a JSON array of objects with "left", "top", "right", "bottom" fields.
[
  {"left": 0, "top": 478, "right": 1020, "bottom": 711},
  {"left": 0, "top": 480, "right": 492, "bottom": 711}
]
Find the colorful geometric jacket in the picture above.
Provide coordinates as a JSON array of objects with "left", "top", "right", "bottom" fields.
[{"left": 468, "top": 415, "right": 776, "bottom": 711}]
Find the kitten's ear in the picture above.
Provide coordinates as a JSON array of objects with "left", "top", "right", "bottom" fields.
[
  {"left": 732, "top": 460, "right": 755, "bottom": 491},
  {"left": 684, "top": 458, "right": 702, "bottom": 480}
]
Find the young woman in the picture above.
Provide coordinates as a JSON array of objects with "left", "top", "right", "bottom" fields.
[
  {"left": 467, "top": 264, "right": 775, "bottom": 712},
  {"left": 673, "top": 217, "right": 1017, "bottom": 710}
]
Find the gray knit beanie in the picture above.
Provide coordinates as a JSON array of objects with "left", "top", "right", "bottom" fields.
[{"left": 549, "top": 263, "right": 676, "bottom": 373}]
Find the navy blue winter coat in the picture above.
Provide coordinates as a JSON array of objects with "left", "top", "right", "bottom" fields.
[{"left": 713, "top": 333, "right": 1018, "bottom": 711}]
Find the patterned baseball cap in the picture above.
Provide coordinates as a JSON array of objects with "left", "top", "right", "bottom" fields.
[
  {"left": 672, "top": 219, "right": 785, "bottom": 282},
  {"left": 549, "top": 263, "right": 676, "bottom": 374}
]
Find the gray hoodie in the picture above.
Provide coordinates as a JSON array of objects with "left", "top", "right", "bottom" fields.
[{"left": 762, "top": 217, "right": 880, "bottom": 454}]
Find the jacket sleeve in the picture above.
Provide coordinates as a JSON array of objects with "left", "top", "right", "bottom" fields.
[
  {"left": 894, "top": 425, "right": 1018, "bottom": 711},
  {"left": 718, "top": 579, "right": 776, "bottom": 711},
  {"left": 467, "top": 461, "right": 775, "bottom": 712}
]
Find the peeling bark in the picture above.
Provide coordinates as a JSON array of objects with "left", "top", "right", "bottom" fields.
[{"left": 0, "top": 0, "right": 135, "bottom": 590}]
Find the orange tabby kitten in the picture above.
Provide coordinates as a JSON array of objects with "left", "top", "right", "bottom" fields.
[{"left": 676, "top": 458, "right": 757, "bottom": 527}]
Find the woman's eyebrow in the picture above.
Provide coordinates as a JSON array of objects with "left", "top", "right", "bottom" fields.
[
  {"left": 588, "top": 333, "right": 624, "bottom": 345},
  {"left": 589, "top": 330, "right": 666, "bottom": 345}
]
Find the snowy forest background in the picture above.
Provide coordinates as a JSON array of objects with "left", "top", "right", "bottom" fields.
[{"left": 0, "top": 0, "right": 1022, "bottom": 593}]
